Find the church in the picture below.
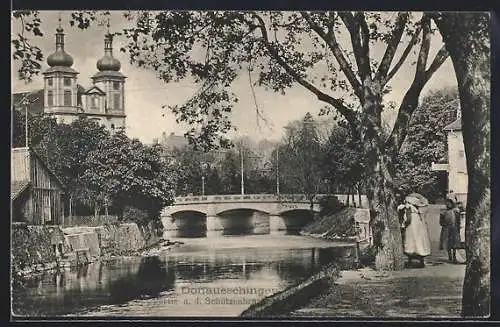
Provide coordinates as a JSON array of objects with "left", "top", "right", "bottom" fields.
[{"left": 12, "top": 20, "right": 126, "bottom": 131}]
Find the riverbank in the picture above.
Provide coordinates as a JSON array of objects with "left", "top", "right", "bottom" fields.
[
  {"left": 240, "top": 205, "right": 466, "bottom": 318},
  {"left": 11, "top": 221, "right": 181, "bottom": 281},
  {"left": 283, "top": 252, "right": 465, "bottom": 318},
  {"left": 240, "top": 250, "right": 465, "bottom": 318}
]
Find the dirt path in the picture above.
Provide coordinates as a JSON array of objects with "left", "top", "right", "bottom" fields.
[{"left": 280, "top": 205, "right": 467, "bottom": 318}]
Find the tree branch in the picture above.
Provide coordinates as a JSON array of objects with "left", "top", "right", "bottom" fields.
[
  {"left": 252, "top": 13, "right": 360, "bottom": 135},
  {"left": 355, "top": 12, "right": 371, "bottom": 80},
  {"left": 375, "top": 12, "right": 409, "bottom": 82},
  {"left": 338, "top": 12, "right": 371, "bottom": 83},
  {"left": 385, "top": 18, "right": 449, "bottom": 154},
  {"left": 384, "top": 21, "right": 424, "bottom": 85},
  {"left": 415, "top": 16, "right": 432, "bottom": 80},
  {"left": 424, "top": 45, "right": 449, "bottom": 82},
  {"left": 300, "top": 11, "right": 364, "bottom": 100}
]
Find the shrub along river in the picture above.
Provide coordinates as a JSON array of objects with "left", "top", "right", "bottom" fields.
[{"left": 12, "top": 234, "right": 356, "bottom": 317}]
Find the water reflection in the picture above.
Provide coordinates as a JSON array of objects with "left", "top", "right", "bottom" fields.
[{"left": 12, "top": 236, "right": 353, "bottom": 317}]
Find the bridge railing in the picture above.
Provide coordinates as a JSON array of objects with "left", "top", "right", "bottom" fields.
[
  {"left": 172, "top": 194, "right": 321, "bottom": 204},
  {"left": 172, "top": 193, "right": 368, "bottom": 207}
]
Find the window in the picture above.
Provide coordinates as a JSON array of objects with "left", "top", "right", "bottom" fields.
[
  {"left": 91, "top": 95, "right": 99, "bottom": 109},
  {"left": 63, "top": 78, "right": 71, "bottom": 86},
  {"left": 47, "top": 91, "right": 53, "bottom": 106},
  {"left": 64, "top": 90, "right": 72, "bottom": 106},
  {"left": 114, "top": 94, "right": 121, "bottom": 110},
  {"left": 113, "top": 81, "right": 120, "bottom": 90},
  {"left": 47, "top": 78, "right": 53, "bottom": 86}
]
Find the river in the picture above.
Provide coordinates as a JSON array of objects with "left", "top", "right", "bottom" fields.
[{"left": 12, "top": 234, "right": 355, "bottom": 317}]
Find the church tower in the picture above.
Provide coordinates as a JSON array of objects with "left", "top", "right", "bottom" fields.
[
  {"left": 42, "top": 17, "right": 79, "bottom": 123},
  {"left": 91, "top": 21, "right": 126, "bottom": 130}
]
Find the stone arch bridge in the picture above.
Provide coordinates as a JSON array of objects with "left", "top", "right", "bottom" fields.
[{"left": 161, "top": 193, "right": 368, "bottom": 237}]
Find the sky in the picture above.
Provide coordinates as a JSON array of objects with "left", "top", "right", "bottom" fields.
[{"left": 11, "top": 11, "right": 458, "bottom": 144}]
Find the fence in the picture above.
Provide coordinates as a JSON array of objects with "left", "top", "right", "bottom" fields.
[{"left": 62, "top": 215, "right": 118, "bottom": 227}]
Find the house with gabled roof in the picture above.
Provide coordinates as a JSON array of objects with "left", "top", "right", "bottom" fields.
[{"left": 11, "top": 147, "right": 67, "bottom": 225}]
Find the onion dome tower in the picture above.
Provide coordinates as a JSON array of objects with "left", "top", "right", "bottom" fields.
[
  {"left": 42, "top": 15, "right": 79, "bottom": 120},
  {"left": 92, "top": 19, "right": 126, "bottom": 120}
]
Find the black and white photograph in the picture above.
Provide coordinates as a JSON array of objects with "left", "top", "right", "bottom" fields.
[{"left": 10, "top": 10, "right": 491, "bottom": 319}]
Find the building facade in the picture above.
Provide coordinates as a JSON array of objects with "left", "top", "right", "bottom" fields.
[
  {"left": 13, "top": 21, "right": 126, "bottom": 131},
  {"left": 431, "top": 109, "right": 468, "bottom": 206}
]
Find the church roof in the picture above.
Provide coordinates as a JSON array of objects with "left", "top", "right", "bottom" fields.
[
  {"left": 82, "top": 85, "right": 106, "bottom": 95},
  {"left": 43, "top": 66, "right": 78, "bottom": 74},
  {"left": 92, "top": 71, "right": 126, "bottom": 79},
  {"left": 443, "top": 118, "right": 461, "bottom": 131}
]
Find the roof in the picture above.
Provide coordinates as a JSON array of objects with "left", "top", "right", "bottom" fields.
[
  {"left": 443, "top": 118, "right": 461, "bottom": 131},
  {"left": 91, "top": 71, "right": 126, "bottom": 79},
  {"left": 43, "top": 66, "right": 79, "bottom": 74},
  {"left": 11, "top": 180, "right": 30, "bottom": 201},
  {"left": 82, "top": 85, "right": 106, "bottom": 95},
  {"left": 11, "top": 147, "right": 66, "bottom": 191},
  {"left": 12, "top": 90, "right": 45, "bottom": 116}
]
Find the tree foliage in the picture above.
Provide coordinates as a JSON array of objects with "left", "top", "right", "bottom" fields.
[
  {"left": 394, "top": 87, "right": 459, "bottom": 202},
  {"left": 320, "top": 122, "right": 366, "bottom": 197},
  {"left": 83, "top": 131, "right": 177, "bottom": 222},
  {"left": 167, "top": 138, "right": 276, "bottom": 196},
  {"left": 279, "top": 113, "right": 323, "bottom": 206}
]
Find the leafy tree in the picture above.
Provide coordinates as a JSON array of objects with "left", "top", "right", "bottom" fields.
[
  {"left": 320, "top": 123, "right": 367, "bottom": 206},
  {"left": 394, "top": 87, "right": 459, "bottom": 202},
  {"left": 83, "top": 131, "right": 177, "bottom": 223},
  {"left": 280, "top": 113, "right": 323, "bottom": 210},
  {"left": 169, "top": 145, "right": 209, "bottom": 195},
  {"left": 217, "top": 149, "right": 241, "bottom": 194}
]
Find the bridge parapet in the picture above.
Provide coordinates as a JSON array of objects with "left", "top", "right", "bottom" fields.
[{"left": 172, "top": 194, "right": 332, "bottom": 205}]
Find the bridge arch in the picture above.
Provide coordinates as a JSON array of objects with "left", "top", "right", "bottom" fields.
[
  {"left": 214, "top": 203, "right": 273, "bottom": 216},
  {"left": 163, "top": 210, "right": 207, "bottom": 238},
  {"left": 164, "top": 206, "right": 208, "bottom": 216},
  {"left": 273, "top": 209, "right": 316, "bottom": 235}
]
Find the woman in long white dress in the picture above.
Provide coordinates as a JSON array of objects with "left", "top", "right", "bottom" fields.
[{"left": 398, "top": 193, "right": 431, "bottom": 268}]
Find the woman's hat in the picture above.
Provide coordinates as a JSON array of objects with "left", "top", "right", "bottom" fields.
[{"left": 405, "top": 193, "right": 429, "bottom": 207}]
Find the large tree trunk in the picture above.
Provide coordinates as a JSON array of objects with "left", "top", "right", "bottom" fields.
[
  {"left": 365, "top": 153, "right": 405, "bottom": 271},
  {"left": 433, "top": 12, "right": 491, "bottom": 317},
  {"left": 362, "top": 78, "right": 405, "bottom": 271}
]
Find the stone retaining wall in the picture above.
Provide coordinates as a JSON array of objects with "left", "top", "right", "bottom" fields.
[{"left": 12, "top": 221, "right": 163, "bottom": 278}]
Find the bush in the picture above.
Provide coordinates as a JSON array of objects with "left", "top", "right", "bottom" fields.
[
  {"left": 359, "top": 244, "right": 377, "bottom": 268},
  {"left": 122, "top": 206, "right": 150, "bottom": 226},
  {"left": 318, "top": 195, "right": 346, "bottom": 216},
  {"left": 302, "top": 207, "right": 357, "bottom": 238}
]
